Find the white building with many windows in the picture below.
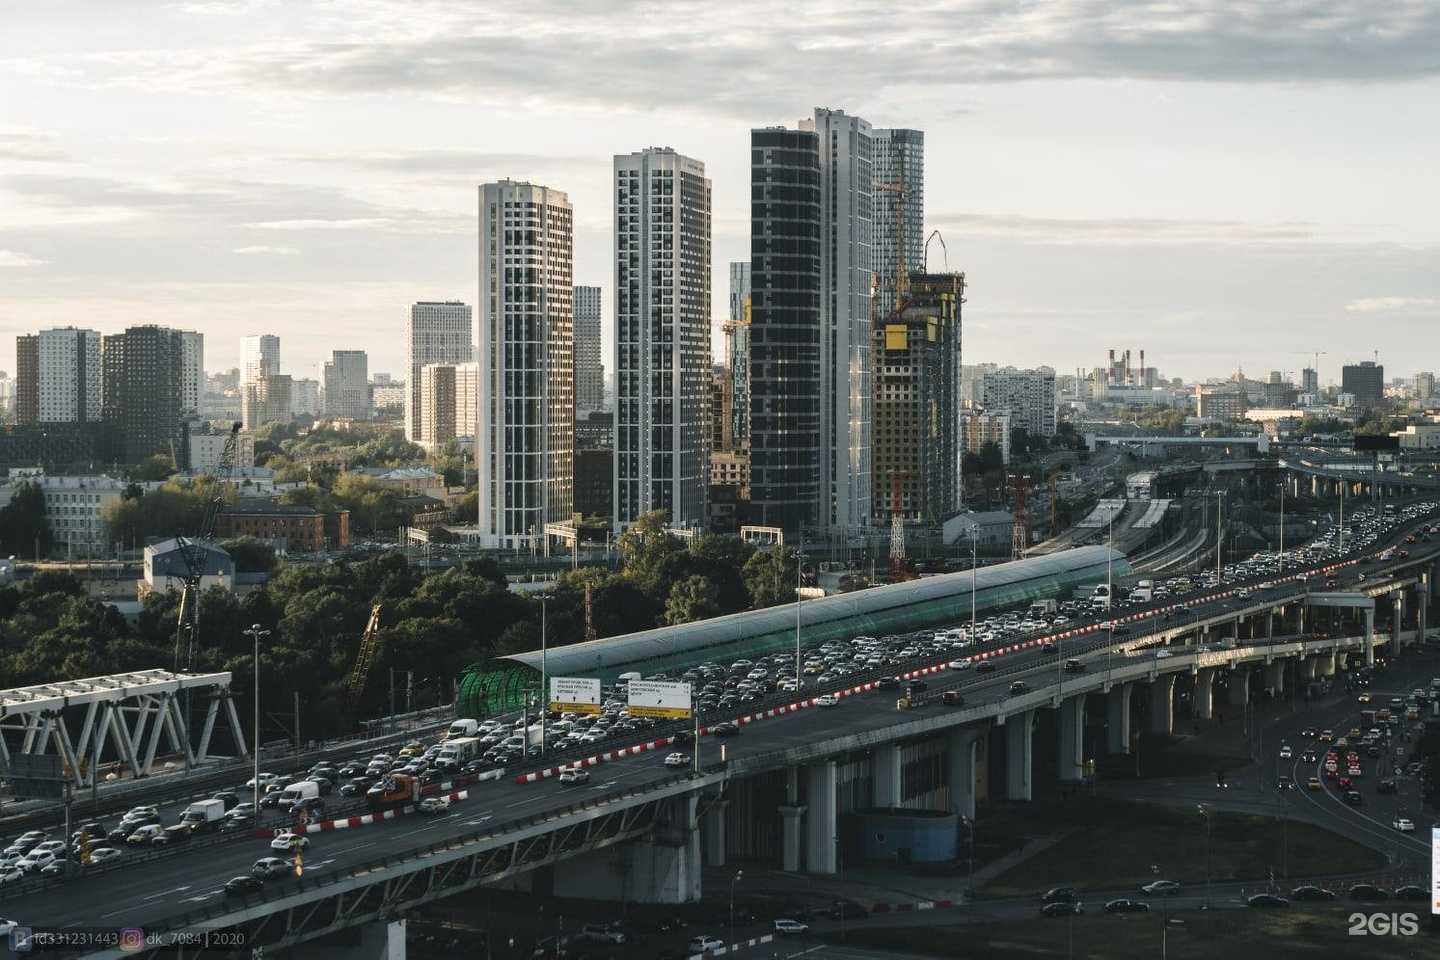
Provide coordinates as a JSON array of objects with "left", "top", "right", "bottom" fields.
[
  {"left": 322, "top": 350, "right": 370, "bottom": 420},
  {"left": 21, "top": 475, "right": 130, "bottom": 557},
  {"left": 981, "top": 367, "right": 1057, "bottom": 438},
  {"left": 404, "top": 302, "right": 472, "bottom": 442},
  {"left": 573, "top": 285, "right": 605, "bottom": 414},
  {"left": 612, "top": 147, "right": 712, "bottom": 532},
  {"left": 478, "top": 180, "right": 574, "bottom": 549}
]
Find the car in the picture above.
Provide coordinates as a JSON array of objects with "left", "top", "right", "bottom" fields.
[
  {"left": 1348, "top": 883, "right": 1391, "bottom": 901},
  {"left": 1279, "top": 745, "right": 1292, "bottom": 759},
  {"left": 1104, "top": 898, "right": 1150, "bottom": 914},
  {"left": 942, "top": 690, "right": 965, "bottom": 706},
  {"left": 1042, "top": 887, "right": 1079, "bottom": 903},
  {"left": 152, "top": 825, "right": 193, "bottom": 847},
  {"left": 1301, "top": 750, "right": 1317, "bottom": 763},
  {"left": 1299, "top": 727, "right": 1316, "bottom": 738},
  {"left": 688, "top": 936, "right": 725, "bottom": 954},
  {"left": 558, "top": 768, "right": 591, "bottom": 786},
  {"left": 1247, "top": 894, "right": 1289, "bottom": 909},
  {"left": 948, "top": 659, "right": 972, "bottom": 671},
  {"left": 1276, "top": 775, "right": 1292, "bottom": 791},
  {"left": 224, "top": 875, "right": 265, "bottom": 896},
  {"left": 1140, "top": 880, "right": 1180, "bottom": 896},
  {"left": 815, "top": 694, "right": 839, "bottom": 708},
  {"left": 1393, "top": 817, "right": 1415, "bottom": 832},
  {"left": 1289, "top": 885, "right": 1335, "bottom": 901},
  {"left": 1358, "top": 692, "right": 1371, "bottom": 704},
  {"left": 252, "top": 856, "right": 292, "bottom": 878},
  {"left": 1063, "top": 659, "right": 1086, "bottom": 673},
  {"left": 774, "top": 919, "right": 809, "bottom": 936},
  {"left": 16, "top": 849, "right": 57, "bottom": 872},
  {"left": 712, "top": 722, "right": 741, "bottom": 737},
  {"left": 1009, "top": 681, "right": 1030, "bottom": 695},
  {"left": 975, "top": 661, "right": 996, "bottom": 674},
  {"left": 1377, "top": 779, "right": 1397, "bottom": 794},
  {"left": 1306, "top": 776, "right": 1322, "bottom": 791},
  {"left": 1344, "top": 790, "right": 1363, "bottom": 806},
  {"left": 418, "top": 796, "right": 451, "bottom": 814},
  {"left": 664, "top": 752, "right": 692, "bottom": 768},
  {"left": 125, "top": 825, "right": 163, "bottom": 847},
  {"left": 1394, "top": 885, "right": 1427, "bottom": 901},
  {"left": 0, "top": 867, "right": 21, "bottom": 884},
  {"left": 270, "top": 832, "right": 310, "bottom": 852},
  {"left": 1318, "top": 729, "right": 1334, "bottom": 741},
  {"left": 578, "top": 924, "right": 628, "bottom": 945},
  {"left": 1041, "top": 902, "right": 1083, "bottom": 917}
]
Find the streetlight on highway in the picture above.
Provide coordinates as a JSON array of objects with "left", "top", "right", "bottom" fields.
[
  {"left": 1196, "top": 803, "right": 1212, "bottom": 911},
  {"left": 729, "top": 869, "right": 743, "bottom": 948},
  {"left": 539, "top": 595, "right": 549, "bottom": 755},
  {"left": 243, "top": 623, "right": 271, "bottom": 816}
]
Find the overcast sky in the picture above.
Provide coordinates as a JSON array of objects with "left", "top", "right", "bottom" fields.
[{"left": 3, "top": 0, "right": 1439, "bottom": 386}]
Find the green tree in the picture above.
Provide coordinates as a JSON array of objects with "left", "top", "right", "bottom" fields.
[
  {"left": 742, "top": 546, "right": 798, "bottom": 609},
  {"left": 219, "top": 537, "right": 277, "bottom": 574},
  {"left": 331, "top": 473, "right": 404, "bottom": 533},
  {"left": 665, "top": 575, "right": 721, "bottom": 625},
  {"left": 0, "top": 483, "right": 54, "bottom": 558},
  {"left": 618, "top": 510, "right": 682, "bottom": 593},
  {"left": 129, "top": 454, "right": 176, "bottom": 483}
]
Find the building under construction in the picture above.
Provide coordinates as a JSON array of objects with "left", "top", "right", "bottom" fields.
[{"left": 872, "top": 272, "right": 965, "bottom": 528}]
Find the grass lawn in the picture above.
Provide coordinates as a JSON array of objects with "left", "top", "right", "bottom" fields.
[
  {"left": 826, "top": 909, "right": 1437, "bottom": 959},
  {"left": 980, "top": 797, "right": 1384, "bottom": 897}
]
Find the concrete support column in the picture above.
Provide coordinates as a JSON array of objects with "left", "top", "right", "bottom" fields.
[
  {"left": 779, "top": 804, "right": 806, "bottom": 873},
  {"left": 702, "top": 799, "right": 728, "bottom": 867},
  {"left": 1419, "top": 579, "right": 1429, "bottom": 649},
  {"left": 872, "top": 744, "right": 902, "bottom": 808},
  {"left": 1264, "top": 609, "right": 1274, "bottom": 639},
  {"left": 1193, "top": 668, "right": 1214, "bottom": 720},
  {"left": 1265, "top": 660, "right": 1285, "bottom": 694},
  {"left": 1363, "top": 607, "right": 1375, "bottom": 667},
  {"left": 946, "top": 728, "right": 979, "bottom": 822},
  {"left": 1058, "top": 696, "right": 1085, "bottom": 782},
  {"left": 1228, "top": 669, "right": 1250, "bottom": 706},
  {"left": 1005, "top": 710, "right": 1034, "bottom": 801},
  {"left": 309, "top": 921, "right": 407, "bottom": 960},
  {"left": 805, "top": 761, "right": 837, "bottom": 874},
  {"left": 1394, "top": 593, "right": 1404, "bottom": 650},
  {"left": 1300, "top": 657, "right": 1317, "bottom": 681},
  {"left": 1106, "top": 683, "right": 1132, "bottom": 754},
  {"left": 1149, "top": 675, "right": 1174, "bottom": 735},
  {"left": 1321, "top": 650, "right": 1336, "bottom": 677}
]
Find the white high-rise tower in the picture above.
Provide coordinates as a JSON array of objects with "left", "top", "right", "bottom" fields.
[
  {"left": 478, "top": 180, "right": 574, "bottom": 549},
  {"left": 403, "top": 302, "right": 472, "bottom": 442}
]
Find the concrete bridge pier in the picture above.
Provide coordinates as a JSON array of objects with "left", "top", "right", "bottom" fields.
[
  {"left": 1228, "top": 669, "right": 1250, "bottom": 706},
  {"left": 1264, "top": 660, "right": 1285, "bottom": 694},
  {"left": 1193, "top": 668, "right": 1214, "bottom": 720},
  {"left": 553, "top": 794, "right": 702, "bottom": 903},
  {"left": 702, "top": 799, "right": 728, "bottom": 867},
  {"left": 1058, "top": 695, "right": 1086, "bottom": 782},
  {"left": 1004, "top": 710, "right": 1034, "bottom": 801},
  {"left": 1393, "top": 593, "right": 1405, "bottom": 651},
  {"left": 1106, "top": 683, "right": 1131, "bottom": 753},
  {"left": 309, "top": 921, "right": 407, "bottom": 960},
  {"left": 780, "top": 767, "right": 804, "bottom": 872},
  {"left": 1363, "top": 607, "right": 1375, "bottom": 667},
  {"left": 947, "top": 728, "right": 980, "bottom": 821},
  {"left": 1300, "top": 657, "right": 1317, "bottom": 682},
  {"left": 1149, "top": 675, "right": 1174, "bottom": 735},
  {"left": 805, "top": 761, "right": 837, "bottom": 874},
  {"left": 873, "top": 744, "right": 902, "bottom": 808},
  {"left": 1319, "top": 650, "right": 1336, "bottom": 677},
  {"left": 1418, "top": 577, "right": 1429, "bottom": 648}
]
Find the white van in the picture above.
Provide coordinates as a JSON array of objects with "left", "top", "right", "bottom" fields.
[{"left": 277, "top": 781, "right": 320, "bottom": 805}]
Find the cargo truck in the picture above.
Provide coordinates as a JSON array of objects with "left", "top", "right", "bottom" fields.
[
  {"left": 178, "top": 798, "right": 226, "bottom": 833},
  {"left": 1027, "top": 599, "right": 1059, "bottom": 618},
  {"left": 435, "top": 736, "right": 481, "bottom": 769},
  {"left": 366, "top": 773, "right": 420, "bottom": 811}
]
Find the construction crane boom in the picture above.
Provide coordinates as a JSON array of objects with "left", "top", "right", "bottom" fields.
[
  {"left": 345, "top": 603, "right": 384, "bottom": 704},
  {"left": 172, "top": 421, "right": 241, "bottom": 674}
]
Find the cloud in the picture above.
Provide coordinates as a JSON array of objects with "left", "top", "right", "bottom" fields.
[
  {"left": 1345, "top": 295, "right": 1439, "bottom": 312},
  {"left": 0, "top": 130, "right": 66, "bottom": 162},
  {"left": 0, "top": 250, "right": 48, "bottom": 267},
  {"left": 300, "top": 150, "right": 593, "bottom": 174},
  {"left": 929, "top": 211, "right": 1325, "bottom": 246},
  {"left": 14, "top": 2, "right": 1440, "bottom": 116},
  {"left": 232, "top": 244, "right": 299, "bottom": 255},
  {"left": 242, "top": 218, "right": 392, "bottom": 231}
]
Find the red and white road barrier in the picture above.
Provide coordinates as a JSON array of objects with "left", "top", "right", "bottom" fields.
[
  {"left": 299, "top": 787, "right": 471, "bottom": 834},
  {"left": 514, "top": 736, "right": 678, "bottom": 783}
]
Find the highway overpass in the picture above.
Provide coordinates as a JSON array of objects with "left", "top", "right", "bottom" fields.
[{"left": 7, "top": 514, "right": 1439, "bottom": 959}]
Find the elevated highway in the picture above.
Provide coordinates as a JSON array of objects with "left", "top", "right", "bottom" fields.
[{"left": 10, "top": 510, "right": 1440, "bottom": 958}]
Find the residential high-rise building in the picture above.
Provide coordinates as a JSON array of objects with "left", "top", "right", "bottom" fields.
[
  {"left": 711, "top": 364, "right": 734, "bottom": 453},
  {"left": 239, "top": 335, "right": 280, "bottom": 392},
  {"left": 416, "top": 361, "right": 480, "bottom": 447},
  {"left": 613, "top": 147, "right": 712, "bottom": 532},
  {"left": 102, "top": 325, "right": 186, "bottom": 463},
  {"left": 573, "top": 285, "right": 605, "bottom": 414},
  {"left": 872, "top": 272, "right": 963, "bottom": 525},
  {"left": 478, "top": 180, "right": 574, "bottom": 549},
  {"left": 871, "top": 128, "right": 925, "bottom": 323},
  {"left": 960, "top": 411, "right": 1012, "bottom": 464},
  {"left": 1341, "top": 361, "right": 1385, "bottom": 407},
  {"left": 242, "top": 375, "right": 293, "bottom": 431},
  {"left": 1301, "top": 367, "right": 1319, "bottom": 395},
  {"left": 726, "top": 261, "right": 752, "bottom": 450},
  {"left": 750, "top": 124, "right": 823, "bottom": 534},
  {"left": 750, "top": 109, "right": 874, "bottom": 537},
  {"left": 404, "top": 302, "right": 473, "bottom": 442},
  {"left": 179, "top": 331, "right": 203, "bottom": 417},
  {"left": 0, "top": 372, "right": 13, "bottom": 419},
  {"left": 1414, "top": 371, "right": 1434, "bottom": 402},
  {"left": 14, "top": 327, "right": 101, "bottom": 425},
  {"left": 981, "top": 367, "right": 1057, "bottom": 437},
  {"left": 1196, "top": 383, "right": 1247, "bottom": 421},
  {"left": 290, "top": 377, "right": 321, "bottom": 418},
  {"left": 322, "top": 349, "right": 370, "bottom": 420}
]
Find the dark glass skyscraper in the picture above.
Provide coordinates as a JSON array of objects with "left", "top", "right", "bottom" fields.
[
  {"left": 749, "top": 127, "right": 822, "bottom": 533},
  {"left": 102, "top": 325, "right": 185, "bottom": 464}
]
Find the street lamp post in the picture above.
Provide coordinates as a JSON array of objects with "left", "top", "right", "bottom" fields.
[
  {"left": 795, "top": 541, "right": 803, "bottom": 692},
  {"left": 1215, "top": 491, "right": 1224, "bottom": 584},
  {"left": 539, "top": 596, "right": 548, "bottom": 755},
  {"left": 243, "top": 623, "right": 271, "bottom": 817},
  {"left": 729, "top": 869, "right": 743, "bottom": 948},
  {"left": 970, "top": 536, "right": 978, "bottom": 641},
  {"left": 1278, "top": 480, "right": 1286, "bottom": 576},
  {"left": 1197, "top": 803, "right": 1212, "bottom": 911}
]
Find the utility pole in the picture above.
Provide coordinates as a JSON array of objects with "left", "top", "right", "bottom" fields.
[
  {"left": 293, "top": 691, "right": 300, "bottom": 752},
  {"left": 1215, "top": 491, "right": 1224, "bottom": 584},
  {"left": 1278, "top": 479, "right": 1285, "bottom": 575},
  {"left": 243, "top": 623, "right": 270, "bottom": 817},
  {"left": 794, "top": 539, "right": 803, "bottom": 691}
]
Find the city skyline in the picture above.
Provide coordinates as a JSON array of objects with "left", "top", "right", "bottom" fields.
[{"left": 3, "top": 3, "right": 1438, "bottom": 384}]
